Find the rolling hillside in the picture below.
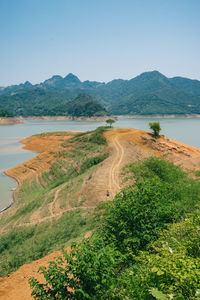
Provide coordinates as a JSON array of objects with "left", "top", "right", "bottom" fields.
[{"left": 0, "top": 71, "right": 200, "bottom": 116}]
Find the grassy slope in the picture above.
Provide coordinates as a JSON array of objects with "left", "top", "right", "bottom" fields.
[
  {"left": 0, "top": 127, "right": 109, "bottom": 277},
  {"left": 30, "top": 157, "right": 200, "bottom": 299}
]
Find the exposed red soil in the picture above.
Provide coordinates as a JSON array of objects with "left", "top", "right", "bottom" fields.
[
  {"left": 1, "top": 128, "right": 200, "bottom": 299},
  {"left": 4, "top": 134, "right": 76, "bottom": 185}
]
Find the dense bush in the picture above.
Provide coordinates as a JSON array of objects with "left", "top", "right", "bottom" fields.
[
  {"left": 30, "top": 238, "right": 125, "bottom": 299},
  {"left": 80, "top": 153, "right": 108, "bottom": 174},
  {"left": 30, "top": 157, "right": 200, "bottom": 299},
  {"left": 0, "top": 109, "right": 14, "bottom": 117},
  {"left": 149, "top": 122, "right": 161, "bottom": 137},
  {"left": 101, "top": 157, "right": 200, "bottom": 253},
  {"left": 111, "top": 214, "right": 200, "bottom": 299},
  {"left": 88, "top": 127, "right": 107, "bottom": 145}
]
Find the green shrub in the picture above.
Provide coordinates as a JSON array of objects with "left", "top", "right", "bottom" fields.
[
  {"left": 30, "top": 238, "right": 124, "bottom": 299},
  {"left": 101, "top": 158, "right": 200, "bottom": 253},
  {"left": 194, "top": 170, "right": 200, "bottom": 177},
  {"left": 114, "top": 214, "right": 200, "bottom": 299},
  {"left": 80, "top": 153, "right": 108, "bottom": 174},
  {"left": 30, "top": 157, "right": 200, "bottom": 299},
  {"left": 149, "top": 122, "right": 161, "bottom": 138}
]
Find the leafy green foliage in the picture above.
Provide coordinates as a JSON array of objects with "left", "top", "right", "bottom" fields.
[
  {"left": 88, "top": 126, "right": 107, "bottom": 145},
  {"left": 30, "top": 238, "right": 124, "bottom": 299},
  {"left": 101, "top": 157, "right": 200, "bottom": 253},
  {"left": 116, "top": 213, "right": 200, "bottom": 299},
  {"left": 1, "top": 71, "right": 200, "bottom": 116},
  {"left": 194, "top": 170, "right": 200, "bottom": 177},
  {"left": 0, "top": 109, "right": 14, "bottom": 117},
  {"left": 149, "top": 288, "right": 171, "bottom": 300},
  {"left": 68, "top": 126, "right": 107, "bottom": 146},
  {"left": 149, "top": 122, "right": 161, "bottom": 137},
  {"left": 30, "top": 157, "right": 200, "bottom": 299},
  {"left": 80, "top": 153, "right": 108, "bottom": 174},
  {"left": 106, "top": 119, "right": 115, "bottom": 127}
]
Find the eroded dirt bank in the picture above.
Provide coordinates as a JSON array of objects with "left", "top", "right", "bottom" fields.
[
  {"left": 0, "top": 118, "right": 25, "bottom": 125},
  {"left": 1, "top": 128, "right": 200, "bottom": 299},
  {"left": 4, "top": 133, "right": 77, "bottom": 185},
  {"left": 81, "top": 128, "right": 200, "bottom": 205}
]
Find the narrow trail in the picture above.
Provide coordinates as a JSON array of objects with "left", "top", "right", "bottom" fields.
[
  {"left": 2, "top": 206, "right": 93, "bottom": 233},
  {"left": 109, "top": 135, "right": 124, "bottom": 198},
  {"left": 2, "top": 128, "right": 200, "bottom": 299},
  {"left": 18, "top": 132, "right": 125, "bottom": 227},
  {"left": 49, "top": 182, "right": 68, "bottom": 217}
]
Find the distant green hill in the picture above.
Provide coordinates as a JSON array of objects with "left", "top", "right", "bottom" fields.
[
  {"left": 0, "top": 110, "right": 14, "bottom": 117},
  {"left": 67, "top": 94, "right": 107, "bottom": 117},
  {"left": 0, "top": 71, "right": 200, "bottom": 116}
]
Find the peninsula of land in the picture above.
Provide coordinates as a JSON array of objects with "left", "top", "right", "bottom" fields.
[{"left": 1, "top": 127, "right": 200, "bottom": 299}]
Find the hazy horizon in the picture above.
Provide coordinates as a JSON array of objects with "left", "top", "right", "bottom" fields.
[{"left": 1, "top": 0, "right": 199, "bottom": 86}]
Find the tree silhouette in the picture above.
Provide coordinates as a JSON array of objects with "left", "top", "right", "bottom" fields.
[
  {"left": 106, "top": 119, "right": 115, "bottom": 127},
  {"left": 149, "top": 122, "right": 161, "bottom": 138}
]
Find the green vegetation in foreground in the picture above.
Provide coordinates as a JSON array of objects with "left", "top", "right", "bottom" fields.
[
  {"left": 30, "top": 157, "right": 200, "bottom": 299},
  {"left": 0, "top": 127, "right": 109, "bottom": 276},
  {"left": 1, "top": 71, "right": 200, "bottom": 116}
]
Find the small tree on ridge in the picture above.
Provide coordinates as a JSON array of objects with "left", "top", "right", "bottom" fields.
[
  {"left": 149, "top": 122, "right": 161, "bottom": 138},
  {"left": 106, "top": 119, "right": 115, "bottom": 128}
]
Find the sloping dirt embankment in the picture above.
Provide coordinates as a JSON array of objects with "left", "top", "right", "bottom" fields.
[
  {"left": 1, "top": 128, "right": 200, "bottom": 299},
  {"left": 4, "top": 133, "right": 76, "bottom": 185}
]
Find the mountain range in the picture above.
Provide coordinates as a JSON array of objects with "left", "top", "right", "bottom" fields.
[{"left": 0, "top": 71, "right": 200, "bottom": 116}]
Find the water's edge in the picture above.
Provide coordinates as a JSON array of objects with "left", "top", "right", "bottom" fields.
[
  {"left": 0, "top": 171, "right": 18, "bottom": 213},
  {"left": 0, "top": 118, "right": 200, "bottom": 213}
]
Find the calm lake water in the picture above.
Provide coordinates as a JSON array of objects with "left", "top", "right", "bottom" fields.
[{"left": 0, "top": 118, "right": 200, "bottom": 211}]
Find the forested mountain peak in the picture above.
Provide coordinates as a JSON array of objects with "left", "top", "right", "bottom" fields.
[
  {"left": 130, "top": 70, "right": 169, "bottom": 83},
  {"left": 43, "top": 75, "right": 63, "bottom": 86},
  {"left": 23, "top": 81, "right": 32, "bottom": 87},
  {"left": 1, "top": 71, "right": 200, "bottom": 116},
  {"left": 64, "top": 73, "right": 81, "bottom": 83},
  {"left": 67, "top": 93, "right": 107, "bottom": 117}
]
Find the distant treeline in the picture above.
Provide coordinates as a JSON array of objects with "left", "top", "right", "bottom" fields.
[
  {"left": 1, "top": 71, "right": 200, "bottom": 116},
  {"left": 0, "top": 110, "right": 14, "bottom": 117}
]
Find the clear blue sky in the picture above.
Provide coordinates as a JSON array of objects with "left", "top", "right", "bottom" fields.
[{"left": 0, "top": 0, "right": 199, "bottom": 86}]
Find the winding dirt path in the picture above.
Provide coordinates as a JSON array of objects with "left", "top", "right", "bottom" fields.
[
  {"left": 49, "top": 183, "right": 68, "bottom": 217},
  {"left": 1, "top": 128, "right": 200, "bottom": 299},
  {"left": 2, "top": 134, "right": 125, "bottom": 232},
  {"left": 109, "top": 135, "right": 124, "bottom": 197}
]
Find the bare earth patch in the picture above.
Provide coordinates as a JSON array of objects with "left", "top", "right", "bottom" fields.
[{"left": 1, "top": 128, "right": 200, "bottom": 299}]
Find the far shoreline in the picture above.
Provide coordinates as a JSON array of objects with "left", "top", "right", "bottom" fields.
[
  {"left": 1, "top": 114, "right": 200, "bottom": 125},
  {"left": 27, "top": 114, "right": 200, "bottom": 121},
  {"left": 1, "top": 122, "right": 200, "bottom": 215},
  {"left": 0, "top": 117, "right": 26, "bottom": 125},
  {"left": 0, "top": 173, "right": 17, "bottom": 214}
]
